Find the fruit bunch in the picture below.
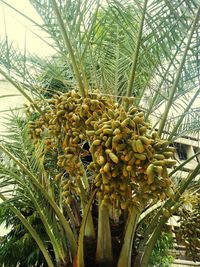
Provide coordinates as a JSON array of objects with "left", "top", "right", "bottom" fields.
[
  {"left": 27, "top": 90, "right": 176, "bottom": 208},
  {"left": 87, "top": 104, "right": 176, "bottom": 207}
]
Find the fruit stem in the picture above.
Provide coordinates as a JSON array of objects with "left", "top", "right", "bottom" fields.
[
  {"left": 96, "top": 200, "right": 113, "bottom": 267},
  {"left": 117, "top": 206, "right": 140, "bottom": 267},
  {"left": 76, "top": 176, "right": 95, "bottom": 239}
]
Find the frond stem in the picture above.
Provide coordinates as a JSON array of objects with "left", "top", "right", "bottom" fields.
[
  {"left": 50, "top": 0, "right": 86, "bottom": 97},
  {"left": 125, "top": 0, "right": 148, "bottom": 110}
]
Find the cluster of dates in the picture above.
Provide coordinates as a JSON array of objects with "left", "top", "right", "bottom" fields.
[{"left": 28, "top": 90, "right": 176, "bottom": 209}]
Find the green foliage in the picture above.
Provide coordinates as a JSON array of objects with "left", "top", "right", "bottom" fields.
[
  {"left": 0, "top": 204, "right": 49, "bottom": 267},
  {"left": 149, "top": 232, "right": 174, "bottom": 267},
  {"left": 178, "top": 193, "right": 200, "bottom": 261},
  {"left": 0, "top": 115, "right": 69, "bottom": 266}
]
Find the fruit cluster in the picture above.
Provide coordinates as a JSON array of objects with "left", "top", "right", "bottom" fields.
[{"left": 28, "top": 90, "right": 176, "bottom": 209}]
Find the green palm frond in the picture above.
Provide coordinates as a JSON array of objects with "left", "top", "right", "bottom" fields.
[
  {"left": 0, "top": 114, "right": 76, "bottom": 265},
  {"left": 0, "top": 207, "right": 49, "bottom": 267},
  {"left": 1, "top": 0, "right": 199, "bottom": 120},
  {"left": 174, "top": 107, "right": 200, "bottom": 137}
]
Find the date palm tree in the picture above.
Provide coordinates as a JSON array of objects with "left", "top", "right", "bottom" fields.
[{"left": 0, "top": 1, "right": 200, "bottom": 266}]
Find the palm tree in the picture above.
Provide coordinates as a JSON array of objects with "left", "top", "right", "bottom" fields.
[{"left": 0, "top": 0, "right": 200, "bottom": 266}]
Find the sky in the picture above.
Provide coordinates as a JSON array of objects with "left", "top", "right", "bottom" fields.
[{"left": 0, "top": 0, "right": 54, "bottom": 56}]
